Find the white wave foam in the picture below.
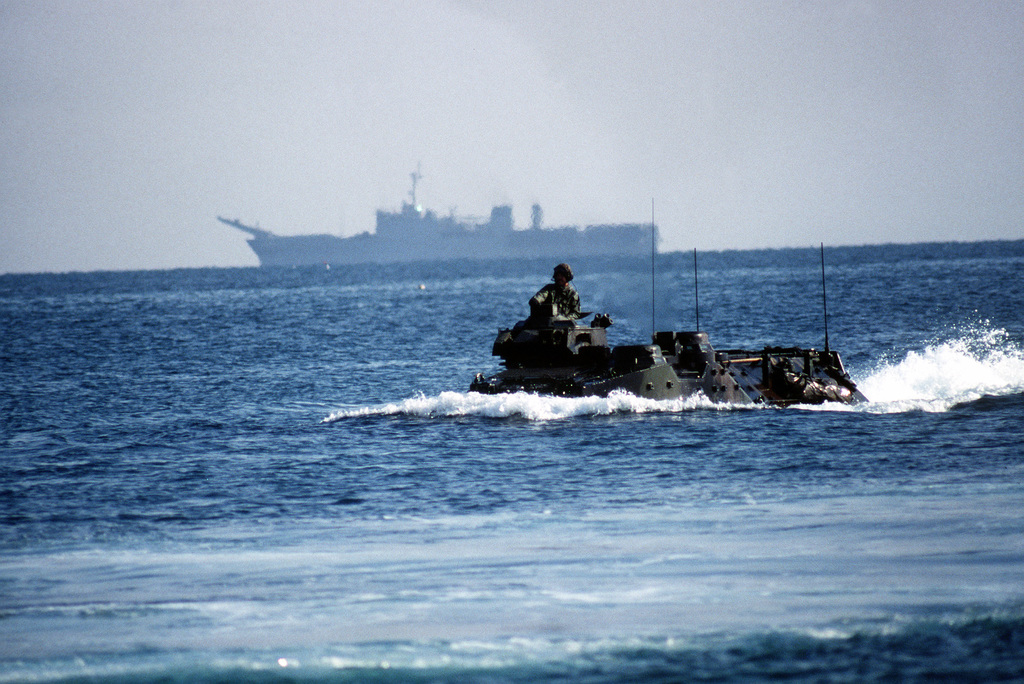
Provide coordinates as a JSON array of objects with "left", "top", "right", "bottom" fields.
[
  {"left": 323, "top": 390, "right": 728, "bottom": 423},
  {"left": 856, "top": 327, "right": 1024, "bottom": 413}
]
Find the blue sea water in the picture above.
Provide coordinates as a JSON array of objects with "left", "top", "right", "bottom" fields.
[{"left": 2, "top": 242, "right": 1024, "bottom": 682}]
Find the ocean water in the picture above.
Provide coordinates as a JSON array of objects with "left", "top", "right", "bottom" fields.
[{"left": 2, "top": 242, "right": 1024, "bottom": 682}]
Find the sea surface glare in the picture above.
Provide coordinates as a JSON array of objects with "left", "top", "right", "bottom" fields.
[{"left": 2, "top": 243, "right": 1024, "bottom": 682}]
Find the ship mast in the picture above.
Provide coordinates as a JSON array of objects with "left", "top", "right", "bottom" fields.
[{"left": 409, "top": 163, "right": 422, "bottom": 210}]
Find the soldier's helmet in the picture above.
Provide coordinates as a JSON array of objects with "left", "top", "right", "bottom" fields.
[{"left": 553, "top": 263, "right": 574, "bottom": 281}]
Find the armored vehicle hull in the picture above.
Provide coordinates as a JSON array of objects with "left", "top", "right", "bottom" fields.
[{"left": 470, "top": 312, "right": 865, "bottom": 406}]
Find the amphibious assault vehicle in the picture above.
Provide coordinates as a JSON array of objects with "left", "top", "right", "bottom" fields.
[{"left": 469, "top": 304, "right": 866, "bottom": 405}]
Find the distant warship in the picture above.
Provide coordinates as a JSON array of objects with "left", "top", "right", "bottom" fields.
[{"left": 219, "top": 170, "right": 655, "bottom": 267}]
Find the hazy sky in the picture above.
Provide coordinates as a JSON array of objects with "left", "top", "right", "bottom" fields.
[{"left": 2, "top": 0, "right": 1022, "bottom": 273}]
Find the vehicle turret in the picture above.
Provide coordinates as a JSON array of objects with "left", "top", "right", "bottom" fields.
[{"left": 491, "top": 304, "right": 611, "bottom": 369}]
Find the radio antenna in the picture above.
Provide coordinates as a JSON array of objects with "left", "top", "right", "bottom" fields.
[
  {"left": 820, "top": 242, "right": 830, "bottom": 353},
  {"left": 650, "top": 199, "right": 656, "bottom": 337},
  {"left": 693, "top": 248, "right": 700, "bottom": 331}
]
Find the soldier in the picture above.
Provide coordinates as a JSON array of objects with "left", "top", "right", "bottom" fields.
[{"left": 530, "top": 262, "right": 582, "bottom": 319}]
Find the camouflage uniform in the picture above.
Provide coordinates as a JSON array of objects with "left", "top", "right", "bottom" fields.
[{"left": 530, "top": 282, "right": 582, "bottom": 319}]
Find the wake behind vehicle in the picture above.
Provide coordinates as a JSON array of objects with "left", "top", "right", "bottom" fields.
[{"left": 470, "top": 304, "right": 866, "bottom": 405}]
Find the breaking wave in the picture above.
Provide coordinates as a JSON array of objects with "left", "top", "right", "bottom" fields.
[
  {"left": 856, "top": 325, "right": 1024, "bottom": 413},
  {"left": 323, "top": 390, "right": 727, "bottom": 423},
  {"left": 5, "top": 606, "right": 1024, "bottom": 683}
]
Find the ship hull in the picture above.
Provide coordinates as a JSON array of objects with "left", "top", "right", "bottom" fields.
[{"left": 243, "top": 225, "right": 652, "bottom": 267}]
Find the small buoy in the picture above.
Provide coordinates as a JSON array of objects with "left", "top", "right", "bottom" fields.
[{"left": 419, "top": 284, "right": 426, "bottom": 290}]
